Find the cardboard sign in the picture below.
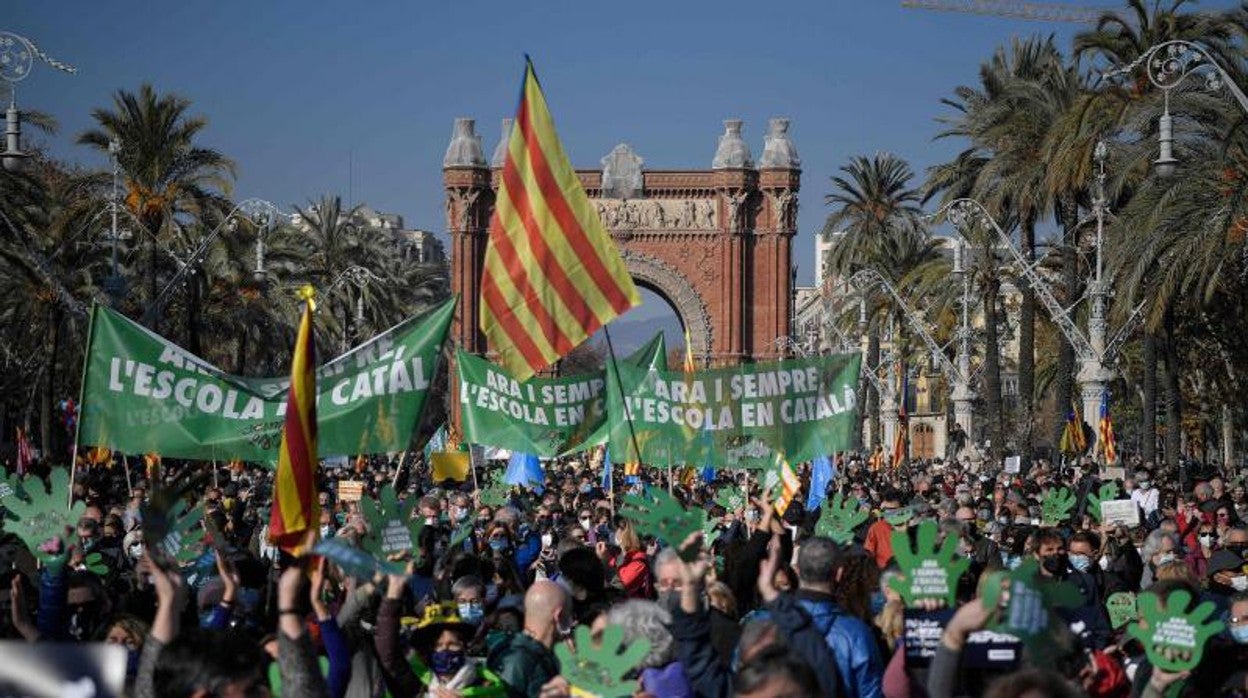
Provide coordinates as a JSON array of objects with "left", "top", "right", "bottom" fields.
[
  {"left": 1004, "top": 456, "right": 1022, "bottom": 474},
  {"left": 379, "top": 519, "right": 413, "bottom": 555},
  {"left": 1127, "top": 589, "right": 1224, "bottom": 673},
  {"left": 337, "top": 481, "right": 365, "bottom": 502},
  {"left": 1099, "top": 499, "right": 1140, "bottom": 527},
  {"left": 890, "top": 520, "right": 968, "bottom": 606},
  {"left": 903, "top": 609, "right": 1022, "bottom": 669}
]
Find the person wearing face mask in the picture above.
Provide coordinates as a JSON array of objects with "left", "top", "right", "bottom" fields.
[
  {"left": 101, "top": 614, "right": 149, "bottom": 687},
  {"left": 486, "top": 580, "right": 569, "bottom": 698},
  {"left": 1066, "top": 530, "right": 1112, "bottom": 648},
  {"left": 452, "top": 575, "right": 487, "bottom": 627},
  {"left": 1131, "top": 469, "right": 1160, "bottom": 526},
  {"left": 1032, "top": 528, "right": 1069, "bottom": 580},
  {"left": 65, "top": 572, "right": 110, "bottom": 643},
  {"left": 1099, "top": 526, "right": 1144, "bottom": 595},
  {"left": 376, "top": 574, "right": 502, "bottom": 698}
]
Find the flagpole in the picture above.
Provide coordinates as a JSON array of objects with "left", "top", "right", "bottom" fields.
[
  {"left": 68, "top": 303, "right": 100, "bottom": 509},
  {"left": 122, "top": 454, "right": 133, "bottom": 497},
  {"left": 468, "top": 444, "right": 480, "bottom": 495},
  {"left": 602, "top": 326, "right": 645, "bottom": 481},
  {"left": 391, "top": 450, "right": 408, "bottom": 490}
]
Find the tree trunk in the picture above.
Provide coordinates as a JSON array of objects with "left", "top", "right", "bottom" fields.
[
  {"left": 1018, "top": 217, "right": 1036, "bottom": 458},
  {"left": 1162, "top": 311, "right": 1183, "bottom": 468},
  {"left": 982, "top": 254, "right": 1005, "bottom": 461},
  {"left": 867, "top": 330, "right": 881, "bottom": 450},
  {"left": 187, "top": 278, "right": 202, "bottom": 357},
  {"left": 39, "top": 306, "right": 59, "bottom": 457},
  {"left": 234, "top": 329, "right": 248, "bottom": 376},
  {"left": 1142, "top": 332, "right": 1158, "bottom": 465}
]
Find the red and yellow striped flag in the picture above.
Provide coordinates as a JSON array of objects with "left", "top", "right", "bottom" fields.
[
  {"left": 772, "top": 454, "right": 801, "bottom": 516},
  {"left": 481, "top": 59, "right": 641, "bottom": 381},
  {"left": 269, "top": 289, "right": 320, "bottom": 553}
]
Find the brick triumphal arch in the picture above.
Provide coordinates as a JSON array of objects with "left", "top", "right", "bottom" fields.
[{"left": 443, "top": 117, "right": 800, "bottom": 365}]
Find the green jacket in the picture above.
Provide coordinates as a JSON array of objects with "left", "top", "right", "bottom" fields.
[{"left": 485, "top": 631, "right": 561, "bottom": 698}]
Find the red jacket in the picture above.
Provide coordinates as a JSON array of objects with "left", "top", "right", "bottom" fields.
[{"left": 616, "top": 549, "right": 653, "bottom": 598}]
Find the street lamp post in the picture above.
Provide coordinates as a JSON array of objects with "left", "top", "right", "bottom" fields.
[
  {"left": 1105, "top": 40, "right": 1248, "bottom": 177},
  {"left": 950, "top": 239, "right": 976, "bottom": 443},
  {"left": 142, "top": 198, "right": 288, "bottom": 325},
  {"left": 326, "top": 265, "right": 381, "bottom": 353},
  {"left": 102, "top": 139, "right": 127, "bottom": 306},
  {"left": 0, "top": 31, "right": 75, "bottom": 171}
]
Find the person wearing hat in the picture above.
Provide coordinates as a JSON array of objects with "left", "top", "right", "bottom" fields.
[{"left": 376, "top": 573, "right": 504, "bottom": 697}]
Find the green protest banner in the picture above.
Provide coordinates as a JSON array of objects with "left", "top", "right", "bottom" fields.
[
  {"left": 78, "top": 298, "right": 455, "bottom": 461},
  {"left": 606, "top": 353, "right": 861, "bottom": 466},
  {"left": 456, "top": 333, "right": 666, "bottom": 457}
]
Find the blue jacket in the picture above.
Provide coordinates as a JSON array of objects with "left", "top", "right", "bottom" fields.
[{"left": 796, "top": 590, "right": 884, "bottom": 698}]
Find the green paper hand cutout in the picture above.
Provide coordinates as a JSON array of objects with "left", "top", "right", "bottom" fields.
[
  {"left": 1086, "top": 483, "right": 1121, "bottom": 523},
  {"left": 888, "top": 520, "right": 969, "bottom": 606},
  {"left": 1127, "top": 589, "right": 1224, "bottom": 673},
  {"left": 714, "top": 490, "right": 745, "bottom": 513},
  {"left": 980, "top": 559, "right": 1083, "bottom": 662},
  {"left": 1041, "top": 487, "right": 1077, "bottom": 525},
  {"left": 478, "top": 470, "right": 510, "bottom": 508},
  {"left": 1105, "top": 592, "right": 1138, "bottom": 630},
  {"left": 147, "top": 499, "right": 206, "bottom": 566},
  {"left": 0, "top": 472, "right": 24, "bottom": 519},
  {"left": 4, "top": 470, "right": 86, "bottom": 566},
  {"left": 82, "top": 551, "right": 110, "bottom": 577},
  {"left": 359, "top": 484, "right": 424, "bottom": 564},
  {"left": 815, "top": 492, "right": 868, "bottom": 544},
  {"left": 701, "top": 518, "right": 722, "bottom": 548},
  {"left": 620, "top": 488, "right": 705, "bottom": 561},
  {"left": 554, "top": 624, "right": 651, "bottom": 698},
  {"left": 448, "top": 522, "right": 473, "bottom": 551}
]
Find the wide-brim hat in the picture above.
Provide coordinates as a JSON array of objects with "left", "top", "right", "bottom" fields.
[{"left": 405, "top": 601, "right": 474, "bottom": 644}]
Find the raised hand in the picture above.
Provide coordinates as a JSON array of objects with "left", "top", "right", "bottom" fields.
[
  {"left": 1127, "top": 588, "right": 1225, "bottom": 673},
  {"left": 888, "top": 520, "right": 969, "bottom": 607},
  {"left": 554, "top": 624, "right": 651, "bottom": 698},
  {"left": 815, "top": 492, "right": 869, "bottom": 544}
]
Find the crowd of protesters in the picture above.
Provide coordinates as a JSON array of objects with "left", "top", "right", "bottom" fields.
[{"left": 1, "top": 446, "right": 1247, "bottom": 698}]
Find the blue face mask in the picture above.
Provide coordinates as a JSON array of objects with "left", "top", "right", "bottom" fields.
[
  {"left": 489, "top": 539, "right": 509, "bottom": 553},
  {"left": 1232, "top": 625, "right": 1248, "bottom": 645},
  {"left": 869, "top": 591, "right": 887, "bottom": 616},
  {"left": 1069, "top": 554, "right": 1092, "bottom": 572},
  {"left": 1003, "top": 553, "right": 1022, "bottom": 570},
  {"left": 458, "top": 601, "right": 485, "bottom": 625},
  {"left": 430, "top": 649, "right": 466, "bottom": 677}
]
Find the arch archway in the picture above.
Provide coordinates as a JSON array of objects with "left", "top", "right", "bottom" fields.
[{"left": 622, "top": 250, "right": 711, "bottom": 359}]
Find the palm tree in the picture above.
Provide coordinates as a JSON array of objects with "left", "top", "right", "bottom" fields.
[
  {"left": 77, "top": 84, "right": 235, "bottom": 327},
  {"left": 824, "top": 153, "right": 937, "bottom": 458},
  {"left": 1077, "top": 0, "right": 1248, "bottom": 466}
]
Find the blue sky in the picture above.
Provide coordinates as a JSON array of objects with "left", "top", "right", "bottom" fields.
[{"left": 9, "top": 0, "right": 1239, "bottom": 324}]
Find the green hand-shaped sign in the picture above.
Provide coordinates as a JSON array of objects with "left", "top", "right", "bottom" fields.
[
  {"left": 4, "top": 470, "right": 86, "bottom": 567},
  {"left": 815, "top": 492, "right": 868, "bottom": 544},
  {"left": 1105, "top": 592, "right": 1138, "bottom": 630},
  {"left": 554, "top": 624, "right": 651, "bottom": 698},
  {"left": 888, "top": 520, "right": 969, "bottom": 606},
  {"left": 1041, "top": 487, "right": 1077, "bottom": 525},
  {"left": 714, "top": 490, "right": 745, "bottom": 513},
  {"left": 147, "top": 499, "right": 206, "bottom": 566},
  {"left": 359, "top": 484, "right": 424, "bottom": 564},
  {"left": 620, "top": 488, "right": 705, "bottom": 561},
  {"left": 478, "top": 469, "right": 510, "bottom": 508},
  {"left": 448, "top": 521, "right": 473, "bottom": 551},
  {"left": 82, "top": 551, "right": 110, "bottom": 577},
  {"left": 980, "top": 559, "right": 1083, "bottom": 662},
  {"left": 1086, "top": 482, "right": 1121, "bottom": 523},
  {"left": 1127, "top": 588, "right": 1224, "bottom": 673}
]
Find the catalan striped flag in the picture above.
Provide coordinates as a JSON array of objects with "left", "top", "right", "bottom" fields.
[
  {"left": 143, "top": 452, "right": 161, "bottom": 482},
  {"left": 1060, "top": 400, "right": 1088, "bottom": 455},
  {"left": 14, "top": 427, "right": 33, "bottom": 475},
  {"left": 481, "top": 58, "right": 641, "bottom": 381},
  {"left": 1098, "top": 391, "right": 1117, "bottom": 465},
  {"left": 269, "top": 289, "right": 320, "bottom": 554},
  {"left": 772, "top": 453, "right": 802, "bottom": 517}
]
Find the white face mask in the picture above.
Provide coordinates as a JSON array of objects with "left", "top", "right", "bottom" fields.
[
  {"left": 1098, "top": 554, "right": 1110, "bottom": 571},
  {"left": 541, "top": 533, "right": 554, "bottom": 548},
  {"left": 1157, "top": 552, "right": 1176, "bottom": 566},
  {"left": 1231, "top": 575, "right": 1248, "bottom": 592}
]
